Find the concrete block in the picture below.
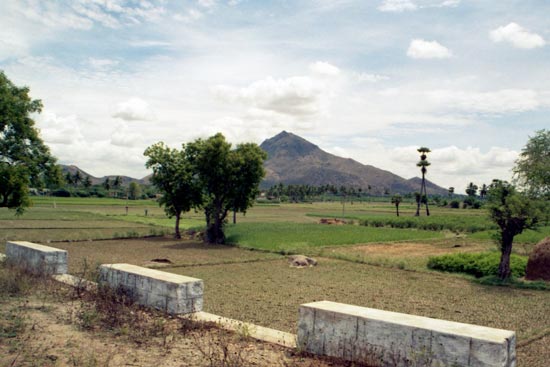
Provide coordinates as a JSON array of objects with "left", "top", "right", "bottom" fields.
[
  {"left": 298, "top": 301, "right": 516, "bottom": 367},
  {"left": 5, "top": 241, "right": 68, "bottom": 274},
  {"left": 99, "top": 263, "right": 203, "bottom": 314}
]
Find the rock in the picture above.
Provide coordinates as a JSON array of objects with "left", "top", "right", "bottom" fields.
[
  {"left": 319, "top": 218, "right": 346, "bottom": 225},
  {"left": 288, "top": 255, "right": 317, "bottom": 268},
  {"left": 525, "top": 237, "right": 550, "bottom": 281}
]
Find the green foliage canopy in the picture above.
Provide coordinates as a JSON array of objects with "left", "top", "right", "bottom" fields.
[
  {"left": 0, "top": 71, "right": 60, "bottom": 214},
  {"left": 513, "top": 129, "right": 549, "bottom": 199},
  {"left": 186, "top": 133, "right": 267, "bottom": 244},
  {"left": 144, "top": 142, "right": 201, "bottom": 238},
  {"left": 145, "top": 133, "right": 266, "bottom": 243},
  {"left": 487, "top": 180, "right": 542, "bottom": 279}
]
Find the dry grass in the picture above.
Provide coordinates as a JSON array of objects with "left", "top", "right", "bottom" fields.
[{"left": 323, "top": 238, "right": 497, "bottom": 271}]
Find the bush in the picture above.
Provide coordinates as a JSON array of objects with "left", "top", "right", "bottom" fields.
[
  {"left": 449, "top": 200, "right": 460, "bottom": 209},
  {"left": 427, "top": 252, "right": 528, "bottom": 278},
  {"left": 51, "top": 188, "right": 71, "bottom": 197}
]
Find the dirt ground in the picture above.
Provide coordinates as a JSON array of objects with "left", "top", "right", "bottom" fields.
[{"left": 0, "top": 292, "right": 350, "bottom": 367}]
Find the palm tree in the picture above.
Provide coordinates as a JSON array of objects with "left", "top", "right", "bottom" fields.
[
  {"left": 465, "top": 182, "right": 478, "bottom": 197},
  {"left": 448, "top": 187, "right": 454, "bottom": 198},
  {"left": 415, "top": 147, "right": 431, "bottom": 216},
  {"left": 391, "top": 194, "right": 402, "bottom": 217},
  {"left": 479, "top": 184, "right": 488, "bottom": 199}
]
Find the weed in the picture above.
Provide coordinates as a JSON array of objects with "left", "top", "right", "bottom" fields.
[{"left": 193, "top": 328, "right": 251, "bottom": 367}]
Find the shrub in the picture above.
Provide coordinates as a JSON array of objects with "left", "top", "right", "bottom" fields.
[
  {"left": 51, "top": 188, "right": 71, "bottom": 197},
  {"left": 449, "top": 200, "right": 460, "bottom": 209},
  {"left": 427, "top": 252, "right": 528, "bottom": 278}
]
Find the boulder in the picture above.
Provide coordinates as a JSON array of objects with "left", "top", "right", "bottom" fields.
[
  {"left": 525, "top": 237, "right": 550, "bottom": 281},
  {"left": 288, "top": 255, "right": 317, "bottom": 267},
  {"left": 319, "top": 218, "right": 346, "bottom": 225}
]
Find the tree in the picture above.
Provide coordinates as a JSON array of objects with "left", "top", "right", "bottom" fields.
[
  {"left": 65, "top": 172, "right": 74, "bottom": 186},
  {"left": 83, "top": 175, "right": 92, "bottom": 189},
  {"left": 102, "top": 177, "right": 111, "bottom": 190},
  {"left": 128, "top": 182, "right": 142, "bottom": 200},
  {"left": 144, "top": 142, "right": 201, "bottom": 239},
  {"left": 479, "top": 184, "right": 488, "bottom": 199},
  {"left": 465, "top": 182, "right": 478, "bottom": 197},
  {"left": 513, "top": 129, "right": 549, "bottom": 199},
  {"left": 0, "top": 71, "right": 60, "bottom": 214},
  {"left": 186, "top": 133, "right": 266, "bottom": 244},
  {"left": 391, "top": 194, "right": 402, "bottom": 217},
  {"left": 415, "top": 147, "right": 431, "bottom": 216},
  {"left": 72, "top": 170, "right": 82, "bottom": 187},
  {"left": 487, "top": 180, "right": 542, "bottom": 280},
  {"left": 448, "top": 187, "right": 454, "bottom": 198}
]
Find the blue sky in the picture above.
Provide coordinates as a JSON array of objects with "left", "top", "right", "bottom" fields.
[{"left": 1, "top": 0, "right": 549, "bottom": 193}]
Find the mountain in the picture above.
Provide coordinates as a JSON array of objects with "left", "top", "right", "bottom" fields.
[
  {"left": 60, "top": 165, "right": 150, "bottom": 186},
  {"left": 259, "top": 131, "right": 447, "bottom": 195}
]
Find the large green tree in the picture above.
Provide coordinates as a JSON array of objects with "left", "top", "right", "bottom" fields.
[
  {"left": 487, "top": 180, "right": 542, "bottom": 280},
  {"left": 513, "top": 129, "right": 549, "bottom": 199},
  {"left": 0, "top": 71, "right": 60, "bottom": 214},
  {"left": 186, "top": 133, "right": 266, "bottom": 244},
  {"left": 145, "top": 134, "right": 266, "bottom": 243},
  {"left": 144, "top": 142, "right": 201, "bottom": 239}
]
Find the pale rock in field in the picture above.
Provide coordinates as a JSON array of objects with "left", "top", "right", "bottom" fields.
[{"left": 288, "top": 255, "right": 317, "bottom": 268}]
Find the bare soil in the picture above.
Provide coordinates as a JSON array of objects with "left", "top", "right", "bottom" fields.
[{"left": 0, "top": 294, "right": 348, "bottom": 367}]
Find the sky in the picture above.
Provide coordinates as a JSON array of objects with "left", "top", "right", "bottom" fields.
[{"left": 1, "top": 0, "right": 549, "bottom": 194}]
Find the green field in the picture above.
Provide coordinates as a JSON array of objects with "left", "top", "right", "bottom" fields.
[{"left": 225, "top": 222, "right": 444, "bottom": 253}]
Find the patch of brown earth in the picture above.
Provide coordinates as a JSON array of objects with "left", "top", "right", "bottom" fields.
[{"left": 342, "top": 242, "right": 481, "bottom": 258}]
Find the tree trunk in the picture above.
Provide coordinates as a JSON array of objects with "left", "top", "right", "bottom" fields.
[
  {"left": 425, "top": 196, "right": 430, "bottom": 216},
  {"left": 174, "top": 211, "right": 182, "bottom": 239},
  {"left": 233, "top": 210, "right": 236, "bottom": 224},
  {"left": 205, "top": 205, "right": 226, "bottom": 244},
  {"left": 498, "top": 231, "right": 514, "bottom": 280},
  {"left": 396, "top": 204, "right": 399, "bottom": 217}
]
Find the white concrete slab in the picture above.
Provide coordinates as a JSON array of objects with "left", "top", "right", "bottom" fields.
[{"left": 298, "top": 301, "right": 516, "bottom": 367}]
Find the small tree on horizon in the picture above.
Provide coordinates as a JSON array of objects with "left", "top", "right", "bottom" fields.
[
  {"left": 391, "top": 194, "right": 402, "bottom": 217},
  {"left": 415, "top": 147, "right": 431, "bottom": 216}
]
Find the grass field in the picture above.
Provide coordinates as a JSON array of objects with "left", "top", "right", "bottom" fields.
[
  {"left": 225, "top": 222, "right": 444, "bottom": 253},
  {"left": 1, "top": 198, "right": 549, "bottom": 366}
]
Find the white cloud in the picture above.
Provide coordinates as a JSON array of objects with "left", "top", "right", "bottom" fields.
[
  {"left": 490, "top": 23, "right": 546, "bottom": 49},
  {"left": 197, "top": 0, "right": 216, "bottom": 8},
  {"left": 378, "top": 0, "right": 460, "bottom": 11},
  {"left": 36, "top": 111, "right": 84, "bottom": 145},
  {"left": 426, "top": 89, "right": 540, "bottom": 114},
  {"left": 173, "top": 9, "right": 203, "bottom": 22},
  {"left": 309, "top": 61, "right": 341, "bottom": 76},
  {"left": 110, "top": 123, "right": 145, "bottom": 147},
  {"left": 86, "top": 58, "right": 119, "bottom": 70},
  {"left": 378, "top": 0, "right": 417, "bottom": 12},
  {"left": 129, "top": 40, "right": 172, "bottom": 48},
  {"left": 354, "top": 72, "right": 389, "bottom": 83},
  {"left": 407, "top": 39, "right": 452, "bottom": 59},
  {"left": 437, "top": 0, "right": 460, "bottom": 7},
  {"left": 113, "top": 98, "right": 155, "bottom": 121},
  {"left": 213, "top": 76, "right": 327, "bottom": 118}
]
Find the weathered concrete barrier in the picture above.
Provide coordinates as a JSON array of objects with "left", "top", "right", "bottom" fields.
[
  {"left": 298, "top": 301, "right": 516, "bottom": 367},
  {"left": 5, "top": 241, "right": 68, "bottom": 274},
  {"left": 99, "top": 263, "right": 203, "bottom": 314}
]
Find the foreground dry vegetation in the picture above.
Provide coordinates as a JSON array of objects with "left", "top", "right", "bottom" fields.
[{"left": 0, "top": 264, "right": 358, "bottom": 367}]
